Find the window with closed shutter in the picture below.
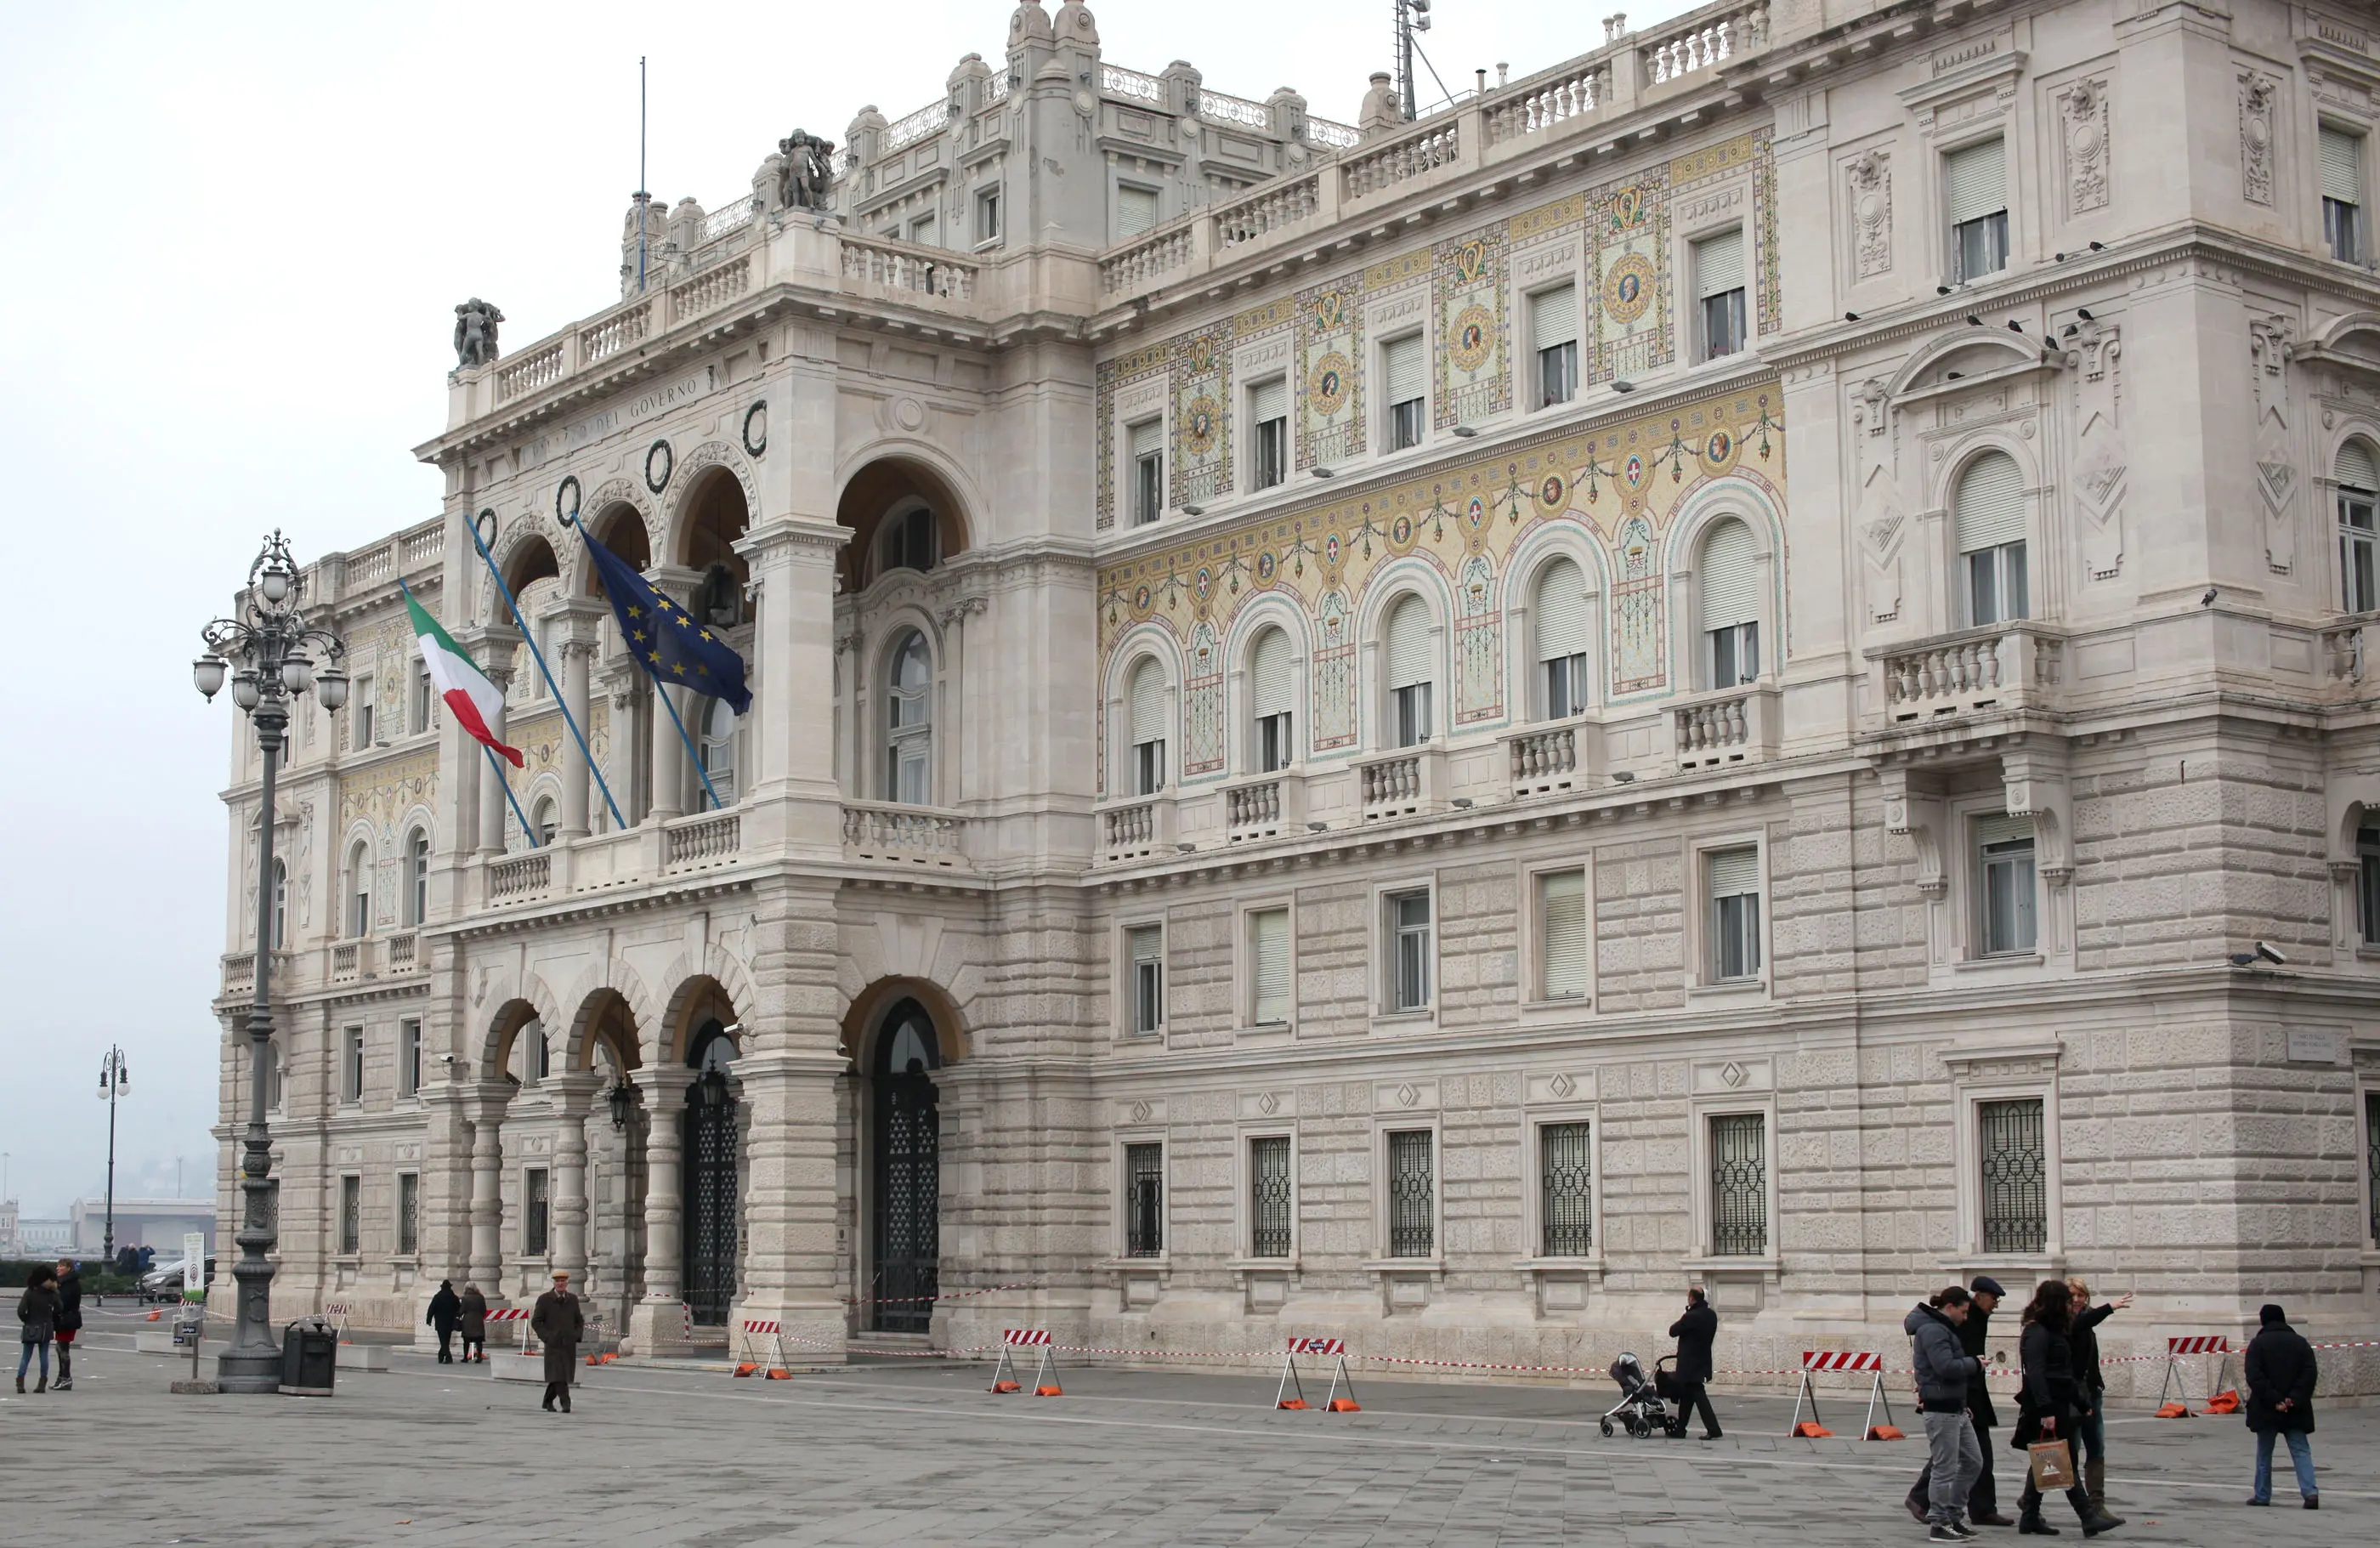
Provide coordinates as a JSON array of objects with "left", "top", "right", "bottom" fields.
[
  {"left": 2342, "top": 439, "right": 2379, "bottom": 494},
  {"left": 1386, "top": 596, "right": 1431, "bottom": 689},
  {"left": 1707, "top": 845, "right": 1762, "bottom": 982},
  {"left": 1251, "top": 377, "right": 1288, "bottom": 425},
  {"left": 1129, "top": 418, "right": 1162, "bottom": 462},
  {"left": 1128, "top": 657, "right": 1167, "bottom": 746},
  {"left": 1954, "top": 452, "right": 2026, "bottom": 553},
  {"left": 1251, "top": 628, "right": 1293, "bottom": 717},
  {"left": 1250, "top": 906, "right": 1291, "bottom": 1024},
  {"left": 1943, "top": 140, "right": 2006, "bottom": 225},
  {"left": 2322, "top": 127, "right": 2364, "bottom": 208},
  {"left": 1538, "top": 868, "right": 1588, "bottom": 1000},
  {"left": 1532, "top": 286, "right": 1578, "bottom": 352},
  {"left": 1535, "top": 559, "right": 1588, "bottom": 659},
  {"left": 1384, "top": 334, "right": 1424, "bottom": 407},
  {"left": 1699, "top": 520, "right": 1760, "bottom": 629},
  {"left": 1117, "top": 184, "right": 1160, "bottom": 236},
  {"left": 1694, "top": 230, "right": 1743, "bottom": 298}
]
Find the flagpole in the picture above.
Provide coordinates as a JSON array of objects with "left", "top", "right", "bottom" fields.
[
  {"left": 484, "top": 745, "right": 541, "bottom": 848},
  {"left": 562, "top": 525, "right": 728, "bottom": 814},
  {"left": 462, "top": 517, "right": 630, "bottom": 832}
]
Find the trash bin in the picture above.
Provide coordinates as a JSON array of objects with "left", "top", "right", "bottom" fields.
[{"left": 280, "top": 1317, "right": 337, "bottom": 1397}]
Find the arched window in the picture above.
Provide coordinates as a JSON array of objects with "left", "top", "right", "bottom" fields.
[
  {"left": 530, "top": 797, "right": 558, "bottom": 848},
  {"left": 1698, "top": 519, "right": 1760, "bottom": 687},
  {"left": 1533, "top": 559, "right": 1590, "bottom": 717},
  {"left": 1250, "top": 627, "right": 1295, "bottom": 773},
  {"left": 879, "top": 504, "right": 938, "bottom": 577},
  {"left": 700, "top": 697, "right": 738, "bottom": 806},
  {"left": 1126, "top": 656, "right": 1169, "bottom": 794},
  {"left": 269, "top": 859, "right": 287, "bottom": 951},
  {"left": 405, "top": 829, "right": 429, "bottom": 927},
  {"left": 346, "top": 842, "right": 371, "bottom": 938},
  {"left": 886, "top": 631, "right": 933, "bottom": 804},
  {"left": 265, "top": 1035, "right": 284, "bottom": 1111},
  {"left": 1384, "top": 594, "right": 1434, "bottom": 746},
  {"left": 2338, "top": 439, "right": 2378, "bottom": 614},
  {"left": 1954, "top": 451, "right": 2027, "bottom": 626}
]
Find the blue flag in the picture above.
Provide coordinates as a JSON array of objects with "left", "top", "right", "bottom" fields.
[{"left": 582, "top": 530, "right": 752, "bottom": 713}]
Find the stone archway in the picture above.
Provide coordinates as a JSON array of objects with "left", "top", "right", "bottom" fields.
[{"left": 849, "top": 992, "right": 957, "bottom": 1334}]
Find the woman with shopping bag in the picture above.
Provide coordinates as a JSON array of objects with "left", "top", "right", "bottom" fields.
[{"left": 2010, "top": 1279, "right": 2122, "bottom": 1536}]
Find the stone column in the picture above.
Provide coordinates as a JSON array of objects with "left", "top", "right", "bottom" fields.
[
  {"left": 556, "top": 603, "right": 605, "bottom": 841},
  {"left": 736, "top": 517, "right": 850, "bottom": 856},
  {"left": 551, "top": 1072, "right": 599, "bottom": 1290},
  {"left": 626, "top": 1064, "right": 689, "bottom": 1354},
  {"left": 640, "top": 567, "right": 704, "bottom": 825},
  {"left": 465, "top": 1082, "right": 511, "bottom": 1292}
]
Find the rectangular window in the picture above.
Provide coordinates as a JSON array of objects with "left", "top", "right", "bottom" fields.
[
  {"left": 1117, "top": 184, "right": 1160, "bottom": 238},
  {"left": 1541, "top": 651, "right": 1588, "bottom": 717},
  {"left": 1977, "top": 1097, "right": 2048, "bottom": 1254},
  {"left": 343, "top": 1026, "right": 365, "bottom": 1103},
  {"left": 1389, "top": 889, "right": 1433, "bottom": 1012},
  {"left": 353, "top": 678, "right": 375, "bottom": 751},
  {"left": 1707, "top": 847, "right": 1762, "bottom": 983},
  {"left": 1383, "top": 334, "right": 1425, "bottom": 451},
  {"left": 1250, "top": 376, "right": 1289, "bottom": 490},
  {"left": 524, "top": 1168, "right": 550, "bottom": 1256},
  {"left": 1708, "top": 621, "right": 1759, "bottom": 688},
  {"left": 1694, "top": 229, "right": 1747, "bottom": 360},
  {"left": 1386, "top": 1129, "right": 1435, "bottom": 1257},
  {"left": 1250, "top": 1135, "right": 1293, "bottom": 1257},
  {"left": 976, "top": 185, "right": 1001, "bottom": 243},
  {"left": 2322, "top": 126, "right": 2365, "bottom": 265},
  {"left": 2366, "top": 1092, "right": 2380, "bottom": 1248},
  {"left": 1128, "top": 925, "right": 1164, "bottom": 1035},
  {"left": 349, "top": 872, "right": 371, "bottom": 939},
  {"left": 400, "top": 1018, "right": 422, "bottom": 1097},
  {"left": 339, "top": 1175, "right": 360, "bottom": 1255},
  {"left": 1133, "top": 738, "right": 1166, "bottom": 797},
  {"left": 2360, "top": 827, "right": 2380, "bottom": 946},
  {"left": 1128, "top": 417, "right": 1164, "bottom": 525},
  {"left": 1944, "top": 139, "right": 2009, "bottom": 282},
  {"left": 908, "top": 213, "right": 938, "bottom": 248},
  {"left": 1708, "top": 1113, "right": 1767, "bottom": 1256},
  {"left": 397, "top": 1172, "right": 420, "bottom": 1256},
  {"left": 1969, "top": 541, "right": 2030, "bottom": 626},
  {"left": 1976, "top": 814, "right": 2038, "bottom": 956},
  {"left": 1531, "top": 284, "right": 1578, "bottom": 407},
  {"left": 1250, "top": 906, "right": 1291, "bottom": 1024},
  {"left": 1392, "top": 682, "right": 1433, "bottom": 747},
  {"left": 411, "top": 666, "right": 434, "bottom": 735},
  {"left": 1539, "top": 1121, "right": 1593, "bottom": 1256},
  {"left": 1125, "top": 1142, "right": 1164, "bottom": 1258},
  {"left": 2342, "top": 485, "right": 2377, "bottom": 613},
  {"left": 1538, "top": 868, "right": 1588, "bottom": 1000},
  {"left": 1257, "top": 712, "right": 1293, "bottom": 774}
]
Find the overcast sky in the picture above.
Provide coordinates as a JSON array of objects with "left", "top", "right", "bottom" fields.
[{"left": 0, "top": 0, "right": 1697, "bottom": 1221}]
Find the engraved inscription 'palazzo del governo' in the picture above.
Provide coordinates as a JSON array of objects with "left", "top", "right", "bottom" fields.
[{"left": 212, "top": 0, "right": 2380, "bottom": 1381}]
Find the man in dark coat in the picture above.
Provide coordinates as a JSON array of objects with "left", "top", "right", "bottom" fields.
[
  {"left": 1907, "top": 1276, "right": 2010, "bottom": 1527},
  {"left": 427, "top": 1279, "right": 462, "bottom": 1364},
  {"left": 51, "top": 1260, "right": 82, "bottom": 1391},
  {"left": 530, "top": 1270, "right": 583, "bottom": 1413},
  {"left": 1667, "top": 1286, "right": 1721, "bottom": 1440},
  {"left": 2243, "top": 1303, "right": 2318, "bottom": 1508}
]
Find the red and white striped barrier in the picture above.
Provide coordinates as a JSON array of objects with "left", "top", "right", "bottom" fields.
[
  {"left": 484, "top": 1307, "right": 530, "bottom": 1323},
  {"left": 1286, "top": 1337, "right": 1346, "bottom": 1358},
  {"left": 1801, "top": 1350, "right": 1884, "bottom": 1374},
  {"left": 1002, "top": 1329, "right": 1052, "bottom": 1347},
  {"left": 2167, "top": 1335, "right": 2229, "bottom": 1355},
  {"left": 989, "top": 1329, "right": 1060, "bottom": 1396},
  {"left": 2156, "top": 1335, "right": 2237, "bottom": 1417},
  {"left": 1276, "top": 1337, "right": 1360, "bottom": 1412},
  {"left": 734, "top": 1318, "right": 793, "bottom": 1379},
  {"left": 1788, "top": 1351, "right": 1899, "bottom": 1440}
]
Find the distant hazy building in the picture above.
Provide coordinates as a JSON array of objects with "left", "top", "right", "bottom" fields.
[{"left": 71, "top": 1199, "right": 215, "bottom": 1257}]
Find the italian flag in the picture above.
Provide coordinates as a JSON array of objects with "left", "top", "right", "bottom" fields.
[{"left": 404, "top": 584, "right": 523, "bottom": 768}]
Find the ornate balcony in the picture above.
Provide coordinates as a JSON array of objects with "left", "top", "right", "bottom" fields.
[
  {"left": 841, "top": 802, "right": 966, "bottom": 868},
  {"left": 1502, "top": 720, "right": 1597, "bottom": 798},
  {"left": 1867, "top": 623, "right": 2066, "bottom": 728},
  {"left": 1669, "top": 685, "right": 1779, "bottom": 772},
  {"left": 1356, "top": 746, "right": 1447, "bottom": 821},
  {"left": 1222, "top": 771, "right": 1307, "bottom": 842}
]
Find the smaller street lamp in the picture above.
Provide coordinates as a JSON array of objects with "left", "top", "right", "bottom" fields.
[{"left": 97, "top": 1046, "right": 128, "bottom": 1267}]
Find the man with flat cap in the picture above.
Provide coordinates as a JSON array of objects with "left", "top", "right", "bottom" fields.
[
  {"left": 1907, "top": 1276, "right": 2010, "bottom": 1527},
  {"left": 530, "top": 1269, "right": 584, "bottom": 1413}
]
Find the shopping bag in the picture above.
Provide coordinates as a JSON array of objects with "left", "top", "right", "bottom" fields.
[{"left": 2028, "top": 1440, "right": 2077, "bottom": 1491}]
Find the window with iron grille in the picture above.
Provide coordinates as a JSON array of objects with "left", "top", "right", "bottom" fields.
[
  {"left": 338, "top": 1174, "right": 360, "bottom": 1255},
  {"left": 524, "top": 1167, "right": 550, "bottom": 1256},
  {"left": 1387, "top": 1129, "right": 1436, "bottom": 1257},
  {"left": 1708, "top": 1114, "right": 1767, "bottom": 1256},
  {"left": 1250, "top": 1135, "right": 1292, "bottom": 1257},
  {"left": 2366, "top": 1092, "right": 2380, "bottom": 1249},
  {"left": 397, "top": 1172, "right": 419, "bottom": 1256},
  {"left": 1977, "top": 1097, "right": 2048, "bottom": 1254},
  {"left": 1125, "top": 1142, "right": 1164, "bottom": 1258},
  {"left": 1540, "top": 1121, "right": 1593, "bottom": 1256}
]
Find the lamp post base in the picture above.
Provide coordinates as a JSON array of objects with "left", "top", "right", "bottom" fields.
[{"left": 213, "top": 1348, "right": 283, "bottom": 1395}]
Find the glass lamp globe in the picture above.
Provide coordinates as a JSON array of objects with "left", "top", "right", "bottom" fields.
[
  {"left": 194, "top": 655, "right": 228, "bottom": 700},
  {"left": 280, "top": 651, "right": 314, "bottom": 695},
  {"left": 230, "top": 670, "right": 263, "bottom": 712},
  {"left": 314, "top": 665, "right": 350, "bottom": 712},
  {"left": 258, "top": 563, "right": 293, "bottom": 605}
]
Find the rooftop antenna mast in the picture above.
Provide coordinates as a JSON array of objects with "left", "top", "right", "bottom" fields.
[
  {"left": 636, "top": 56, "right": 649, "bottom": 294},
  {"left": 1394, "top": 0, "right": 1432, "bottom": 121}
]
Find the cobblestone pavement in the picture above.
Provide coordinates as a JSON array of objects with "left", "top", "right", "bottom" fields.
[{"left": 8, "top": 1326, "right": 2367, "bottom": 1546}]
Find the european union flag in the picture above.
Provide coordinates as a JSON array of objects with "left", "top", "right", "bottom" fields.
[{"left": 583, "top": 530, "right": 751, "bottom": 713}]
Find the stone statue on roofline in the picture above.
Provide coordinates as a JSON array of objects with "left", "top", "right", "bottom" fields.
[
  {"left": 453, "top": 298, "right": 504, "bottom": 369},
  {"left": 777, "top": 129, "right": 837, "bottom": 211}
]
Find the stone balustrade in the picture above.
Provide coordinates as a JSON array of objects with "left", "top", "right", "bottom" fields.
[
  {"left": 669, "top": 254, "right": 751, "bottom": 324},
  {"left": 489, "top": 851, "right": 552, "bottom": 902},
  {"left": 223, "top": 952, "right": 255, "bottom": 994},
  {"left": 1222, "top": 771, "right": 1307, "bottom": 841},
  {"left": 1871, "top": 624, "right": 2065, "bottom": 724},
  {"left": 840, "top": 235, "right": 977, "bottom": 302},
  {"left": 666, "top": 810, "right": 742, "bottom": 868},
  {"left": 1504, "top": 723, "right": 1586, "bottom": 797},
  {"left": 581, "top": 300, "right": 652, "bottom": 365},
  {"left": 1341, "top": 121, "right": 1459, "bottom": 201},
  {"left": 841, "top": 802, "right": 967, "bottom": 867},
  {"left": 1486, "top": 61, "right": 1613, "bottom": 145},
  {"left": 386, "top": 931, "right": 418, "bottom": 972},
  {"left": 1217, "top": 176, "right": 1319, "bottom": 249},
  {"left": 1100, "top": 798, "right": 1175, "bottom": 862},
  {"left": 1641, "top": 3, "right": 1766, "bottom": 84},
  {"left": 332, "top": 941, "right": 361, "bottom": 981},
  {"left": 496, "top": 340, "right": 566, "bottom": 403},
  {"left": 1356, "top": 746, "right": 1444, "bottom": 820},
  {"left": 1100, "top": 224, "right": 1195, "bottom": 297},
  {"left": 1670, "top": 684, "right": 1778, "bottom": 770}
]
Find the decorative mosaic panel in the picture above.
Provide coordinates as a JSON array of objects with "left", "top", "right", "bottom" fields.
[
  {"left": 1295, "top": 275, "right": 1365, "bottom": 470},
  {"left": 1592, "top": 174, "right": 1670, "bottom": 382},
  {"left": 1434, "top": 230, "right": 1509, "bottom": 430},
  {"left": 1094, "top": 339, "right": 1173, "bottom": 530},
  {"left": 1172, "top": 326, "right": 1232, "bottom": 506},
  {"left": 1668, "top": 132, "right": 1780, "bottom": 339},
  {"left": 1183, "top": 621, "right": 1225, "bottom": 777},
  {"left": 1097, "top": 379, "right": 1786, "bottom": 780}
]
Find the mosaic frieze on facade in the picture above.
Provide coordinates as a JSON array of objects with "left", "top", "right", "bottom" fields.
[
  {"left": 1171, "top": 325, "right": 1232, "bottom": 507},
  {"left": 1435, "top": 230, "right": 1510, "bottom": 429},
  {"left": 1093, "top": 338, "right": 1173, "bottom": 530},
  {"left": 1098, "top": 378, "right": 1787, "bottom": 782},
  {"left": 1297, "top": 275, "right": 1366, "bottom": 471}
]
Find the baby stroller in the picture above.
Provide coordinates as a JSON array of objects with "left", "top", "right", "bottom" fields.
[{"left": 1600, "top": 1352, "right": 1677, "bottom": 1437}]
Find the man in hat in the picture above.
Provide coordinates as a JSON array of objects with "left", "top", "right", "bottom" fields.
[
  {"left": 1907, "top": 1276, "right": 2010, "bottom": 1527},
  {"left": 530, "top": 1270, "right": 584, "bottom": 1413}
]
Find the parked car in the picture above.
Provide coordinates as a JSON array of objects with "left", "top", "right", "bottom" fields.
[{"left": 139, "top": 1256, "right": 214, "bottom": 1302}]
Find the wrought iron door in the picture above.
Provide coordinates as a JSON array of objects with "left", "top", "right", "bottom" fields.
[
  {"left": 873, "top": 1065, "right": 940, "bottom": 1331},
  {"left": 683, "top": 1078, "right": 740, "bottom": 1326}
]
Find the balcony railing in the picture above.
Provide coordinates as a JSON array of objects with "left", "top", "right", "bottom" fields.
[
  {"left": 1099, "top": 224, "right": 1194, "bottom": 297},
  {"left": 1504, "top": 722, "right": 1589, "bottom": 797},
  {"left": 386, "top": 931, "right": 419, "bottom": 972},
  {"left": 331, "top": 941, "right": 362, "bottom": 981},
  {"left": 840, "top": 235, "right": 978, "bottom": 302},
  {"left": 1485, "top": 60, "right": 1613, "bottom": 146},
  {"left": 1641, "top": 3, "right": 1767, "bottom": 84},
  {"left": 1100, "top": 797, "right": 1174, "bottom": 862},
  {"left": 1671, "top": 684, "right": 1778, "bottom": 770},
  {"left": 1356, "top": 747, "right": 1445, "bottom": 820},
  {"left": 665, "top": 810, "right": 741, "bottom": 869},
  {"left": 841, "top": 802, "right": 966, "bottom": 866},
  {"left": 223, "top": 952, "right": 256, "bottom": 994},
  {"left": 489, "top": 851, "right": 552, "bottom": 902},
  {"left": 669, "top": 254, "right": 751, "bottom": 325},
  {"left": 1216, "top": 175, "right": 1319, "bottom": 249},
  {"left": 1223, "top": 771, "right": 1306, "bottom": 841},
  {"left": 1341, "top": 120, "right": 1459, "bottom": 201},
  {"left": 1870, "top": 624, "right": 2066, "bottom": 725}
]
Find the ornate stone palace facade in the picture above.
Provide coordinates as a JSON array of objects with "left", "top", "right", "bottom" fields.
[{"left": 212, "top": 0, "right": 2380, "bottom": 1382}]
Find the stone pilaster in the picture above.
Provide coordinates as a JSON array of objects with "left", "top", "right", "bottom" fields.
[
  {"left": 556, "top": 600, "right": 607, "bottom": 840},
  {"left": 550, "top": 1072, "right": 599, "bottom": 1291},
  {"left": 626, "top": 1063, "right": 691, "bottom": 1356},
  {"left": 734, "top": 517, "right": 847, "bottom": 858},
  {"left": 465, "top": 1082, "right": 511, "bottom": 1295}
]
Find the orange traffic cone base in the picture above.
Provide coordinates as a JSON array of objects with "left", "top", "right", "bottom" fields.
[
  {"left": 1328, "top": 1398, "right": 1361, "bottom": 1412},
  {"left": 2154, "top": 1403, "right": 2190, "bottom": 1419},
  {"left": 1278, "top": 1398, "right": 1310, "bottom": 1409},
  {"left": 992, "top": 1381, "right": 1021, "bottom": 1393},
  {"left": 1867, "top": 1426, "right": 1905, "bottom": 1441},
  {"left": 1034, "top": 1385, "right": 1063, "bottom": 1398},
  {"left": 2205, "top": 1390, "right": 2240, "bottom": 1414},
  {"left": 766, "top": 1368, "right": 793, "bottom": 1380},
  {"left": 733, "top": 1363, "right": 758, "bottom": 1378},
  {"left": 1792, "top": 1422, "right": 1833, "bottom": 1437}
]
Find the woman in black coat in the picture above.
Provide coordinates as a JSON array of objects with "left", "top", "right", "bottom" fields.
[
  {"left": 2062, "top": 1278, "right": 2132, "bottom": 1511},
  {"left": 427, "top": 1279, "right": 463, "bottom": 1364},
  {"left": 16, "top": 1266, "right": 60, "bottom": 1394},
  {"left": 2242, "top": 1303, "right": 2318, "bottom": 1508},
  {"left": 2009, "top": 1279, "right": 2121, "bottom": 1536}
]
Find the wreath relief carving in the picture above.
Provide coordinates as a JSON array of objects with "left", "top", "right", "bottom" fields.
[
  {"left": 1847, "top": 150, "right": 1891, "bottom": 280},
  {"left": 2239, "top": 72, "right": 2276, "bottom": 207},
  {"left": 2059, "top": 78, "right": 2110, "bottom": 218}
]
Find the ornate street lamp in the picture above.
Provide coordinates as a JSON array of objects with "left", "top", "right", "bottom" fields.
[
  {"left": 97, "top": 1047, "right": 128, "bottom": 1267},
  {"left": 195, "top": 531, "right": 346, "bottom": 1394}
]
